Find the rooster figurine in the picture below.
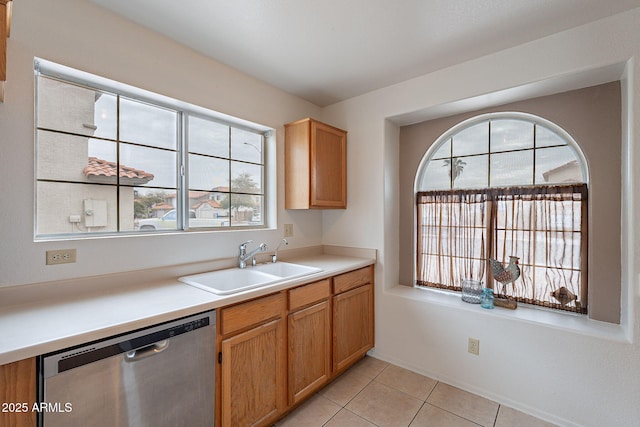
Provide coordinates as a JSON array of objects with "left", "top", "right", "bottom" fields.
[{"left": 489, "top": 256, "right": 520, "bottom": 295}]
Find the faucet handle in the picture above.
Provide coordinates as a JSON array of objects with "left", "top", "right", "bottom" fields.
[
  {"left": 272, "top": 238, "right": 288, "bottom": 263},
  {"left": 239, "top": 240, "right": 253, "bottom": 258}
]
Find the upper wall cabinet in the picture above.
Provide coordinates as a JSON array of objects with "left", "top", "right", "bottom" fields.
[
  {"left": 0, "top": 0, "right": 11, "bottom": 102},
  {"left": 284, "top": 118, "right": 347, "bottom": 209}
]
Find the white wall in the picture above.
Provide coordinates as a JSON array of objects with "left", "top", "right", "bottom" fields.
[
  {"left": 322, "top": 8, "right": 640, "bottom": 427},
  {"left": 0, "top": 0, "right": 324, "bottom": 287}
]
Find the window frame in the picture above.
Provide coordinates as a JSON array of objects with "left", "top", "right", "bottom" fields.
[
  {"left": 413, "top": 112, "right": 589, "bottom": 314},
  {"left": 34, "top": 58, "right": 273, "bottom": 240},
  {"left": 415, "top": 112, "right": 589, "bottom": 190}
]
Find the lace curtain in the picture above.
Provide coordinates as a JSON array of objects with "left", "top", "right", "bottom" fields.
[{"left": 416, "top": 184, "right": 587, "bottom": 313}]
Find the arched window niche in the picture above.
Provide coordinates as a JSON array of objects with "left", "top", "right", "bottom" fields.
[{"left": 413, "top": 112, "right": 590, "bottom": 314}]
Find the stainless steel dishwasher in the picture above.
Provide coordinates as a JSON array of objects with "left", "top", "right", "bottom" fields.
[{"left": 38, "top": 310, "right": 215, "bottom": 427}]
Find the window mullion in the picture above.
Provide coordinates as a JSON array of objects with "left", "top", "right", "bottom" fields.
[
  {"left": 531, "top": 197, "right": 538, "bottom": 302},
  {"left": 485, "top": 197, "right": 496, "bottom": 290},
  {"left": 228, "top": 126, "right": 232, "bottom": 228},
  {"left": 116, "top": 95, "right": 121, "bottom": 232},
  {"left": 179, "top": 112, "right": 187, "bottom": 230}
]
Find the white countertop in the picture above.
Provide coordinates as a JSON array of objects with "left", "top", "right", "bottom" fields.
[{"left": 0, "top": 252, "right": 375, "bottom": 365}]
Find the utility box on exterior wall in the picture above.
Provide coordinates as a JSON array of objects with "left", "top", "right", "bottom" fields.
[{"left": 83, "top": 199, "right": 108, "bottom": 228}]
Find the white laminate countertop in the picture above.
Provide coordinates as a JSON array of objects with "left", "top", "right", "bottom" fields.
[{"left": 0, "top": 254, "right": 375, "bottom": 365}]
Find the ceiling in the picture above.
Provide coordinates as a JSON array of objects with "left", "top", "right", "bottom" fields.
[{"left": 88, "top": 0, "right": 640, "bottom": 107}]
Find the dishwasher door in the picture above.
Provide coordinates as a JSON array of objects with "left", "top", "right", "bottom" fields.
[{"left": 40, "top": 311, "right": 215, "bottom": 427}]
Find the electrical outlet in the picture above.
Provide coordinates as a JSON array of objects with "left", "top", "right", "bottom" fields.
[
  {"left": 468, "top": 338, "right": 480, "bottom": 355},
  {"left": 284, "top": 223, "right": 293, "bottom": 237},
  {"left": 46, "top": 249, "right": 77, "bottom": 265}
]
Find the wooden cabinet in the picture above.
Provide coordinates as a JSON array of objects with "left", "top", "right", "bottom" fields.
[
  {"left": 332, "top": 266, "right": 375, "bottom": 373},
  {"left": 0, "top": 357, "right": 36, "bottom": 427},
  {"left": 218, "top": 293, "right": 287, "bottom": 427},
  {"left": 217, "top": 265, "right": 374, "bottom": 426},
  {"left": 0, "top": 1, "right": 12, "bottom": 102},
  {"left": 284, "top": 118, "right": 347, "bottom": 209},
  {"left": 287, "top": 279, "right": 331, "bottom": 405}
]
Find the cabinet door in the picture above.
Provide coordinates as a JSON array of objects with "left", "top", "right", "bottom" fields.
[
  {"left": 333, "top": 284, "right": 374, "bottom": 373},
  {"left": 310, "top": 120, "right": 346, "bottom": 208},
  {"left": 220, "top": 318, "right": 286, "bottom": 427},
  {"left": 0, "top": 358, "right": 36, "bottom": 427},
  {"left": 288, "top": 300, "right": 331, "bottom": 405}
]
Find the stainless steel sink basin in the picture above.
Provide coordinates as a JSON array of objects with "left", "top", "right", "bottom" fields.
[{"left": 179, "top": 262, "right": 322, "bottom": 295}]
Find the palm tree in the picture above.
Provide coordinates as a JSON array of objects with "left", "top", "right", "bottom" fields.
[{"left": 443, "top": 158, "right": 467, "bottom": 184}]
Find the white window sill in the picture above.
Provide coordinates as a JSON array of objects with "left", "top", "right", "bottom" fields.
[{"left": 384, "top": 285, "right": 631, "bottom": 343}]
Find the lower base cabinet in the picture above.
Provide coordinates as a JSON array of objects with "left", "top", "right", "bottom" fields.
[
  {"left": 288, "top": 280, "right": 332, "bottom": 405},
  {"left": 220, "top": 318, "right": 286, "bottom": 426},
  {"left": 333, "top": 282, "right": 375, "bottom": 373},
  {"left": 217, "top": 265, "right": 374, "bottom": 427},
  {"left": 218, "top": 293, "right": 287, "bottom": 427},
  {"left": 333, "top": 266, "right": 375, "bottom": 374},
  {"left": 0, "top": 358, "right": 37, "bottom": 427}
]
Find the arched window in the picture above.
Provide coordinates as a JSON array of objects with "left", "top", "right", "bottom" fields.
[{"left": 415, "top": 112, "right": 589, "bottom": 314}]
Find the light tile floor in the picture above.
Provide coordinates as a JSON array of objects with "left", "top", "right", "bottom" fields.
[{"left": 276, "top": 356, "right": 557, "bottom": 427}]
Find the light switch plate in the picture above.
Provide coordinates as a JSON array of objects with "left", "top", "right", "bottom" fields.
[{"left": 284, "top": 223, "right": 293, "bottom": 237}]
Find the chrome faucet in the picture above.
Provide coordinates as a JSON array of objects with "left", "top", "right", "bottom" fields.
[
  {"left": 238, "top": 240, "right": 267, "bottom": 268},
  {"left": 271, "top": 238, "right": 288, "bottom": 263}
]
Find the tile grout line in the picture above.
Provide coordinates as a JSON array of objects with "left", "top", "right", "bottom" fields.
[
  {"left": 321, "top": 406, "right": 383, "bottom": 427},
  {"left": 493, "top": 404, "right": 501, "bottom": 427},
  {"left": 405, "top": 379, "right": 439, "bottom": 426},
  {"left": 320, "top": 361, "right": 387, "bottom": 427},
  {"left": 424, "top": 382, "right": 488, "bottom": 427},
  {"left": 336, "top": 360, "right": 389, "bottom": 426},
  {"left": 279, "top": 358, "right": 549, "bottom": 427},
  {"left": 407, "top": 401, "right": 427, "bottom": 426}
]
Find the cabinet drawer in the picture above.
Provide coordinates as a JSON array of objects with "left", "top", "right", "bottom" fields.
[
  {"left": 333, "top": 266, "right": 373, "bottom": 294},
  {"left": 221, "top": 292, "right": 285, "bottom": 336},
  {"left": 289, "top": 279, "right": 331, "bottom": 311}
]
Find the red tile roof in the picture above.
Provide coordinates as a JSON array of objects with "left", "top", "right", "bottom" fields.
[
  {"left": 192, "top": 199, "right": 223, "bottom": 209},
  {"left": 83, "top": 157, "right": 154, "bottom": 185},
  {"left": 151, "top": 203, "right": 174, "bottom": 210}
]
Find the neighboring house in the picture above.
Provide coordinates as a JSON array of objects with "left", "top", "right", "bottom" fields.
[
  {"left": 161, "top": 190, "right": 229, "bottom": 219},
  {"left": 192, "top": 199, "right": 225, "bottom": 219},
  {"left": 36, "top": 77, "right": 155, "bottom": 234},
  {"left": 82, "top": 157, "right": 154, "bottom": 231},
  {"left": 542, "top": 159, "right": 581, "bottom": 183},
  {"left": 150, "top": 202, "right": 174, "bottom": 218},
  {"left": 83, "top": 157, "right": 154, "bottom": 186}
]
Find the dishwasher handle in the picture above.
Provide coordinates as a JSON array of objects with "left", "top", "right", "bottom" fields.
[{"left": 124, "top": 339, "right": 169, "bottom": 362}]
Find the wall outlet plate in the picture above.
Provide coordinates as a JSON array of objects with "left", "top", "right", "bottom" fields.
[
  {"left": 46, "top": 249, "right": 77, "bottom": 265},
  {"left": 468, "top": 338, "right": 480, "bottom": 355}
]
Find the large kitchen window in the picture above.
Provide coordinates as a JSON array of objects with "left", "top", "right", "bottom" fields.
[
  {"left": 35, "top": 59, "right": 271, "bottom": 238},
  {"left": 415, "top": 113, "right": 588, "bottom": 314}
]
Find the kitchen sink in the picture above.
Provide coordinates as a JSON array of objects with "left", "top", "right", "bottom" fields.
[
  {"left": 251, "top": 262, "right": 321, "bottom": 278},
  {"left": 179, "top": 262, "right": 322, "bottom": 295}
]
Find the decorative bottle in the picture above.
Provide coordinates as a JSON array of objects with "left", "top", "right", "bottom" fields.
[{"left": 481, "top": 288, "right": 494, "bottom": 309}]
